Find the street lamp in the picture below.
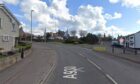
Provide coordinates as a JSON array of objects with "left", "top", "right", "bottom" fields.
[
  {"left": 44, "top": 27, "right": 47, "bottom": 43},
  {"left": 31, "top": 10, "right": 34, "bottom": 43}
]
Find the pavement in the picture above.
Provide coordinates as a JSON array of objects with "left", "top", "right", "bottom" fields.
[
  {"left": 0, "top": 42, "right": 56, "bottom": 84},
  {"left": 46, "top": 43, "right": 140, "bottom": 84},
  {"left": 77, "top": 43, "right": 140, "bottom": 64}
]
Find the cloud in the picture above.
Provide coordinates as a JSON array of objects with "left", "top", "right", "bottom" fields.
[
  {"left": 122, "top": 0, "right": 140, "bottom": 8},
  {"left": 106, "top": 25, "right": 130, "bottom": 36},
  {"left": 20, "top": 22, "right": 30, "bottom": 33},
  {"left": 137, "top": 20, "right": 140, "bottom": 24},
  {"left": 1, "top": 0, "right": 20, "bottom": 5},
  {"left": 3, "top": 0, "right": 128, "bottom": 36},
  {"left": 14, "top": 13, "right": 24, "bottom": 19},
  {"left": 68, "top": 5, "right": 106, "bottom": 33},
  {"left": 109, "top": 0, "right": 140, "bottom": 8},
  {"left": 109, "top": 0, "right": 120, "bottom": 4},
  {"left": 105, "top": 12, "right": 122, "bottom": 20},
  {"left": 0, "top": 1, "right": 3, "bottom": 3}
]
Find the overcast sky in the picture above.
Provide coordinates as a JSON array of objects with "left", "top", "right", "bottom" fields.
[{"left": 1, "top": 0, "right": 140, "bottom": 36}]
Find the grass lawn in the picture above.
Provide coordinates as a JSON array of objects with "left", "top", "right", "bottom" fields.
[{"left": 0, "top": 55, "right": 6, "bottom": 59}]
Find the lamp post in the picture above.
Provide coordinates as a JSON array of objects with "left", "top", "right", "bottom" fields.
[
  {"left": 44, "top": 27, "right": 47, "bottom": 43},
  {"left": 31, "top": 10, "right": 34, "bottom": 43},
  {"left": 111, "top": 28, "right": 114, "bottom": 40}
]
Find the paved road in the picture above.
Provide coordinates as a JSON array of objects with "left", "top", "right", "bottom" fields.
[
  {"left": 47, "top": 43, "right": 140, "bottom": 84},
  {"left": 1, "top": 43, "right": 140, "bottom": 84},
  {"left": 0, "top": 43, "right": 56, "bottom": 84}
]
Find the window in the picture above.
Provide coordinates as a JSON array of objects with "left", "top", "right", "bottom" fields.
[
  {"left": 130, "top": 36, "right": 134, "bottom": 39},
  {"left": 2, "top": 35, "right": 10, "bottom": 42}
]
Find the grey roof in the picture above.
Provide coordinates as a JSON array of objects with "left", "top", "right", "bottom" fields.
[
  {"left": 0, "top": 4, "right": 21, "bottom": 25},
  {"left": 125, "top": 31, "right": 140, "bottom": 37}
]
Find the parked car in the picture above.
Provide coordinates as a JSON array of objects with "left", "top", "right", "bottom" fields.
[{"left": 111, "top": 41, "right": 123, "bottom": 48}]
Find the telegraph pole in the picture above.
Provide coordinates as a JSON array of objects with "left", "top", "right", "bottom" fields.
[
  {"left": 44, "top": 27, "right": 47, "bottom": 43},
  {"left": 30, "top": 10, "right": 34, "bottom": 43}
]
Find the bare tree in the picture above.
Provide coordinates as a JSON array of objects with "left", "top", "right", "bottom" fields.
[
  {"left": 79, "top": 30, "right": 87, "bottom": 37},
  {"left": 70, "top": 30, "right": 77, "bottom": 37}
]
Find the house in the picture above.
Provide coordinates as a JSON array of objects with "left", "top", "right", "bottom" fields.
[
  {"left": 49, "top": 32, "right": 63, "bottom": 40},
  {"left": 125, "top": 31, "right": 140, "bottom": 49},
  {"left": 0, "top": 4, "right": 20, "bottom": 52},
  {"left": 19, "top": 27, "right": 30, "bottom": 41},
  {"left": 19, "top": 27, "right": 25, "bottom": 41}
]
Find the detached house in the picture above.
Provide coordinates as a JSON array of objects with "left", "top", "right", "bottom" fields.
[
  {"left": 0, "top": 4, "right": 20, "bottom": 52},
  {"left": 125, "top": 31, "right": 140, "bottom": 49}
]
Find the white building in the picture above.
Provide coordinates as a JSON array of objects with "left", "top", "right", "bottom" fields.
[
  {"left": 0, "top": 4, "right": 20, "bottom": 52},
  {"left": 125, "top": 31, "right": 140, "bottom": 49}
]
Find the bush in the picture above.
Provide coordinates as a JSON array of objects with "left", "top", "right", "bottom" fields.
[
  {"left": 64, "top": 37, "right": 79, "bottom": 44},
  {"left": 64, "top": 33, "right": 99, "bottom": 44},
  {"left": 64, "top": 39, "right": 75, "bottom": 44},
  {"left": 24, "top": 44, "right": 32, "bottom": 50},
  {"left": 0, "top": 55, "right": 5, "bottom": 59},
  {"left": 16, "top": 42, "right": 32, "bottom": 51}
]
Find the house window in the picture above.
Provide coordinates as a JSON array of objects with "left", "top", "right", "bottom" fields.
[
  {"left": 2, "top": 35, "right": 10, "bottom": 42},
  {"left": 130, "top": 37, "right": 133, "bottom": 39}
]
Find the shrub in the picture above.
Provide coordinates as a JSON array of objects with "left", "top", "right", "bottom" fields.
[
  {"left": 79, "top": 33, "right": 99, "bottom": 44},
  {"left": 64, "top": 37, "right": 79, "bottom": 44},
  {"left": 16, "top": 42, "right": 32, "bottom": 51}
]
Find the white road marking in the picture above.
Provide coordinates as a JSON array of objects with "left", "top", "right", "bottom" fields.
[
  {"left": 63, "top": 74, "right": 77, "bottom": 79},
  {"left": 63, "top": 66, "right": 84, "bottom": 79},
  {"left": 39, "top": 52, "right": 57, "bottom": 84},
  {"left": 79, "top": 53, "right": 85, "bottom": 58},
  {"left": 106, "top": 74, "right": 118, "bottom": 84},
  {"left": 63, "top": 66, "right": 77, "bottom": 79},
  {"left": 79, "top": 53, "right": 118, "bottom": 84},
  {"left": 84, "top": 48, "right": 90, "bottom": 51},
  {"left": 87, "top": 59, "right": 102, "bottom": 70},
  {"left": 76, "top": 67, "right": 85, "bottom": 72}
]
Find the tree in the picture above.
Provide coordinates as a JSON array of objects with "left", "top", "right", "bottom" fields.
[
  {"left": 104, "top": 33, "right": 106, "bottom": 38},
  {"left": 46, "top": 32, "right": 51, "bottom": 40},
  {"left": 79, "top": 33, "right": 99, "bottom": 44},
  {"left": 86, "top": 33, "right": 99, "bottom": 44},
  {"left": 107, "top": 35, "right": 112, "bottom": 41},
  {"left": 79, "top": 30, "right": 87, "bottom": 37},
  {"left": 57, "top": 30, "right": 65, "bottom": 37},
  {"left": 70, "top": 30, "right": 77, "bottom": 37}
]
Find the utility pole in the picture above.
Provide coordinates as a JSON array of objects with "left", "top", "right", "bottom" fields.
[
  {"left": 44, "top": 27, "right": 47, "bottom": 43},
  {"left": 31, "top": 10, "right": 34, "bottom": 43},
  {"left": 67, "top": 27, "right": 69, "bottom": 38},
  {"left": 111, "top": 28, "right": 114, "bottom": 40}
]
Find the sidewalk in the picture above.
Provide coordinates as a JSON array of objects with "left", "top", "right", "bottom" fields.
[
  {"left": 78, "top": 44, "right": 140, "bottom": 64},
  {"left": 0, "top": 49, "right": 32, "bottom": 71},
  {"left": 0, "top": 43, "right": 57, "bottom": 84}
]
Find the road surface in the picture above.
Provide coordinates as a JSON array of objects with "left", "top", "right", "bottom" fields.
[
  {"left": 1, "top": 42, "right": 140, "bottom": 84},
  {"left": 46, "top": 43, "right": 140, "bottom": 84}
]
